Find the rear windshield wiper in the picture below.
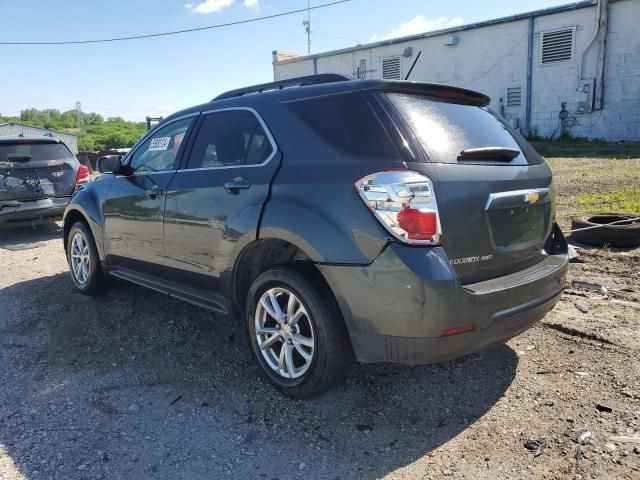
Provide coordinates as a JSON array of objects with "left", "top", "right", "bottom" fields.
[{"left": 457, "top": 147, "right": 520, "bottom": 162}]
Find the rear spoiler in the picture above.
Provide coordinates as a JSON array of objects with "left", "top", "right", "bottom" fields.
[{"left": 362, "top": 81, "right": 491, "bottom": 107}]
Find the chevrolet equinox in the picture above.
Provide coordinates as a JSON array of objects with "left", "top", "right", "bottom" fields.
[{"left": 63, "top": 74, "right": 568, "bottom": 398}]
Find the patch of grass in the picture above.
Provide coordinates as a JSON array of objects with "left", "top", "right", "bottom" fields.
[
  {"left": 545, "top": 157, "right": 640, "bottom": 230},
  {"left": 531, "top": 139, "right": 640, "bottom": 159},
  {"left": 577, "top": 188, "right": 640, "bottom": 215}
]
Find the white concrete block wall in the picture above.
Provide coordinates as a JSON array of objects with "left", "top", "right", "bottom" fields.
[
  {"left": 530, "top": 0, "right": 640, "bottom": 140},
  {"left": 273, "top": 0, "right": 640, "bottom": 142},
  {"left": 273, "top": 57, "right": 315, "bottom": 80},
  {"left": 593, "top": 0, "right": 640, "bottom": 140}
]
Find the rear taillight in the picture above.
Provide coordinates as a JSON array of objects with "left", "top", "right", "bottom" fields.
[
  {"left": 76, "top": 165, "right": 90, "bottom": 185},
  {"left": 355, "top": 170, "right": 441, "bottom": 245}
]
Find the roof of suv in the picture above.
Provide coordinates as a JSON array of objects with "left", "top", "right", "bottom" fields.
[
  {"left": 0, "top": 135, "right": 65, "bottom": 144},
  {"left": 161, "top": 75, "right": 491, "bottom": 126}
]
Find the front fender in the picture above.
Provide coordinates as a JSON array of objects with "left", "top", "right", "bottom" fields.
[{"left": 63, "top": 175, "right": 113, "bottom": 261}]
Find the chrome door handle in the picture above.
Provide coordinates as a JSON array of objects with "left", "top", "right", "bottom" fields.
[
  {"left": 224, "top": 180, "right": 251, "bottom": 193},
  {"left": 145, "top": 186, "right": 164, "bottom": 198}
]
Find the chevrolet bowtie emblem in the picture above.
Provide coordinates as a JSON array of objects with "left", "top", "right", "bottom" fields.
[{"left": 525, "top": 191, "right": 540, "bottom": 204}]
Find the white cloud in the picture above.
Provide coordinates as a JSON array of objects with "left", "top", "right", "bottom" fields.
[
  {"left": 186, "top": 0, "right": 235, "bottom": 14},
  {"left": 370, "top": 15, "right": 464, "bottom": 41},
  {"left": 243, "top": 0, "right": 259, "bottom": 9}
]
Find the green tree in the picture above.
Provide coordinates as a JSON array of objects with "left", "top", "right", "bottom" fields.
[{"left": 1, "top": 108, "right": 147, "bottom": 151}]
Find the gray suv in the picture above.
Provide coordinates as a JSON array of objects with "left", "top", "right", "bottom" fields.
[
  {"left": 1, "top": 136, "right": 88, "bottom": 226},
  {"left": 63, "top": 74, "right": 568, "bottom": 398}
]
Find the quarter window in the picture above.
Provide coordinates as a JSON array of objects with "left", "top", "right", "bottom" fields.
[
  {"left": 186, "top": 110, "right": 274, "bottom": 169},
  {"left": 285, "top": 92, "right": 400, "bottom": 159},
  {"left": 127, "top": 117, "right": 193, "bottom": 173}
]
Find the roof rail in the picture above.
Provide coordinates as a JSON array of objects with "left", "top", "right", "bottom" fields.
[{"left": 213, "top": 74, "right": 351, "bottom": 101}]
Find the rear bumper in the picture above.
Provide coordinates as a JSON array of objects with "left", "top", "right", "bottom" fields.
[
  {"left": 0, "top": 197, "right": 69, "bottom": 227},
  {"left": 318, "top": 226, "right": 568, "bottom": 365}
]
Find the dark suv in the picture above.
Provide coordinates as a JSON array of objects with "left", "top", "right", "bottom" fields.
[
  {"left": 63, "top": 74, "right": 568, "bottom": 398},
  {"left": 1, "top": 136, "right": 88, "bottom": 227}
]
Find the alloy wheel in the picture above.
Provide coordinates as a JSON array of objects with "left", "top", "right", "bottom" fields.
[
  {"left": 70, "top": 232, "right": 90, "bottom": 286},
  {"left": 255, "top": 287, "right": 315, "bottom": 380}
]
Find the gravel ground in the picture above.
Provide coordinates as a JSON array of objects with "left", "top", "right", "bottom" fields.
[{"left": 1, "top": 165, "right": 639, "bottom": 479}]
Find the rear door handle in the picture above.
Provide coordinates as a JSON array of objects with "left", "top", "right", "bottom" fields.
[
  {"left": 224, "top": 180, "right": 251, "bottom": 193},
  {"left": 145, "top": 186, "right": 164, "bottom": 198}
]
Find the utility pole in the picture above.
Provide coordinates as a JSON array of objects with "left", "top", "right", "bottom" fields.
[{"left": 303, "top": 0, "right": 311, "bottom": 55}]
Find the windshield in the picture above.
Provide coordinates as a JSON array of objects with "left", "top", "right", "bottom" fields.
[
  {"left": 0, "top": 142, "right": 75, "bottom": 162},
  {"left": 387, "top": 93, "right": 541, "bottom": 165}
]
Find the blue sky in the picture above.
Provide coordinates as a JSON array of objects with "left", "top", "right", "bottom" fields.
[{"left": 1, "top": 0, "right": 572, "bottom": 121}]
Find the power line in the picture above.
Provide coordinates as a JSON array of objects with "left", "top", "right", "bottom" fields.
[{"left": 0, "top": 0, "right": 350, "bottom": 46}]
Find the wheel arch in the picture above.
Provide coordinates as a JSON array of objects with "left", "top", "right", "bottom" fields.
[
  {"left": 232, "top": 238, "right": 311, "bottom": 310},
  {"left": 63, "top": 205, "right": 105, "bottom": 261},
  {"left": 231, "top": 238, "right": 348, "bottom": 336}
]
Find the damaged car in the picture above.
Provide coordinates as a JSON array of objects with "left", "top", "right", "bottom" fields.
[
  {"left": 0, "top": 136, "right": 89, "bottom": 227},
  {"left": 63, "top": 75, "right": 568, "bottom": 398}
]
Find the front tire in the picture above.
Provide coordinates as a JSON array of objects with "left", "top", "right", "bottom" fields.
[
  {"left": 66, "top": 221, "right": 108, "bottom": 295},
  {"left": 246, "top": 267, "right": 354, "bottom": 398}
]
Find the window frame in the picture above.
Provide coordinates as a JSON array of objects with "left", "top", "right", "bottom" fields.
[
  {"left": 121, "top": 113, "right": 198, "bottom": 176},
  {"left": 177, "top": 106, "right": 278, "bottom": 172}
]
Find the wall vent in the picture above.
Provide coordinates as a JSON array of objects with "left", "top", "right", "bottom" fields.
[
  {"left": 382, "top": 57, "right": 402, "bottom": 80},
  {"left": 507, "top": 87, "right": 522, "bottom": 107},
  {"left": 541, "top": 28, "right": 574, "bottom": 64}
]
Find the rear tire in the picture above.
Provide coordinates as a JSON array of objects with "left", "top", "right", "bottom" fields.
[
  {"left": 246, "top": 267, "right": 354, "bottom": 399},
  {"left": 66, "top": 221, "right": 109, "bottom": 295}
]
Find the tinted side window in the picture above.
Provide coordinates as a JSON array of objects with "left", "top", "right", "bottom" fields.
[
  {"left": 186, "top": 110, "right": 274, "bottom": 169},
  {"left": 127, "top": 117, "right": 193, "bottom": 173},
  {"left": 284, "top": 92, "right": 400, "bottom": 159}
]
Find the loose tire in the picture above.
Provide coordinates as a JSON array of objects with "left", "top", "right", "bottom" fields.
[
  {"left": 571, "top": 212, "right": 640, "bottom": 248},
  {"left": 66, "top": 221, "right": 109, "bottom": 294},
  {"left": 246, "top": 267, "right": 354, "bottom": 398}
]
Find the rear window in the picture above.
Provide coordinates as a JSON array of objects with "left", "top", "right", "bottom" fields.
[
  {"left": 0, "top": 142, "right": 74, "bottom": 162},
  {"left": 387, "top": 93, "right": 540, "bottom": 164},
  {"left": 285, "top": 92, "right": 400, "bottom": 159}
]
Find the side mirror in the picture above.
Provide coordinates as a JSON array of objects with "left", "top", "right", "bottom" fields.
[{"left": 96, "top": 155, "right": 122, "bottom": 174}]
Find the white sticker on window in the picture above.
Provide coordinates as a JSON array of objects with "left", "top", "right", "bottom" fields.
[{"left": 149, "top": 137, "right": 171, "bottom": 151}]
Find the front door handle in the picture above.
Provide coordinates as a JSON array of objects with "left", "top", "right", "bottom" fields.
[
  {"left": 145, "top": 186, "right": 164, "bottom": 198},
  {"left": 224, "top": 179, "right": 251, "bottom": 194}
]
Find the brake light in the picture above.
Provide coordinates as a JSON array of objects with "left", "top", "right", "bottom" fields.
[
  {"left": 355, "top": 170, "right": 441, "bottom": 245},
  {"left": 398, "top": 207, "right": 438, "bottom": 240},
  {"left": 76, "top": 164, "right": 90, "bottom": 185}
]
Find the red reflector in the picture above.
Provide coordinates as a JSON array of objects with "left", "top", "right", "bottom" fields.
[
  {"left": 76, "top": 165, "right": 90, "bottom": 184},
  {"left": 441, "top": 325, "right": 475, "bottom": 337},
  {"left": 397, "top": 207, "right": 437, "bottom": 240}
]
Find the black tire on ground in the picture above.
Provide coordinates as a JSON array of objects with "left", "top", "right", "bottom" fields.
[
  {"left": 571, "top": 212, "right": 640, "bottom": 248},
  {"left": 246, "top": 266, "right": 354, "bottom": 399},
  {"left": 66, "top": 221, "right": 110, "bottom": 294}
]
